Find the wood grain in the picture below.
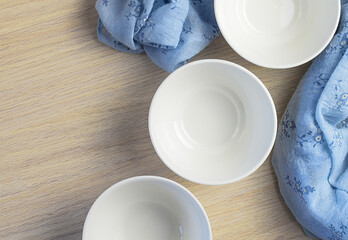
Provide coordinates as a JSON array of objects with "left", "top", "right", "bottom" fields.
[{"left": 0, "top": 1, "right": 311, "bottom": 239}]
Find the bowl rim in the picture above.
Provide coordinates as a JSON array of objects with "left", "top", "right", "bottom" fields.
[
  {"left": 148, "top": 59, "right": 277, "bottom": 185},
  {"left": 82, "top": 175, "right": 212, "bottom": 240},
  {"left": 214, "top": 0, "right": 341, "bottom": 69}
]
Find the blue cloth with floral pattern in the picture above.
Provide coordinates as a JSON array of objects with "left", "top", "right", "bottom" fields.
[
  {"left": 272, "top": 2, "right": 348, "bottom": 239},
  {"left": 95, "top": 0, "right": 218, "bottom": 72}
]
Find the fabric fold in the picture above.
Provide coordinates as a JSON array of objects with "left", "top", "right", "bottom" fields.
[{"left": 96, "top": 0, "right": 218, "bottom": 72}]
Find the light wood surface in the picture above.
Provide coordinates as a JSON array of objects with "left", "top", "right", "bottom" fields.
[{"left": 0, "top": 1, "right": 312, "bottom": 239}]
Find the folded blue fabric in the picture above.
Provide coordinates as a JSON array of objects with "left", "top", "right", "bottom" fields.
[
  {"left": 272, "top": 2, "right": 348, "bottom": 239},
  {"left": 96, "top": 0, "right": 219, "bottom": 72}
]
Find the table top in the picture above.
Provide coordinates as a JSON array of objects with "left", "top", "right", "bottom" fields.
[{"left": 0, "top": 1, "right": 312, "bottom": 239}]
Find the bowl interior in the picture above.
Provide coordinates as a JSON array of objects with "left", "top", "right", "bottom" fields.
[
  {"left": 215, "top": 0, "right": 340, "bottom": 68},
  {"left": 83, "top": 177, "right": 211, "bottom": 240},
  {"left": 149, "top": 60, "right": 277, "bottom": 184}
]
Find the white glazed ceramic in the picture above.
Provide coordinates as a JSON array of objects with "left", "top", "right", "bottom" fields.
[
  {"left": 149, "top": 59, "right": 277, "bottom": 185},
  {"left": 83, "top": 176, "right": 212, "bottom": 240},
  {"left": 215, "top": 0, "right": 341, "bottom": 68}
]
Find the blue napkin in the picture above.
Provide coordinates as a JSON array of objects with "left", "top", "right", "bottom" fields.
[
  {"left": 272, "top": 2, "right": 348, "bottom": 239},
  {"left": 96, "top": 0, "right": 219, "bottom": 72}
]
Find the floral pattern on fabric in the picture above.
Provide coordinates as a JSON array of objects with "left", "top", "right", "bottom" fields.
[
  {"left": 296, "top": 121, "right": 325, "bottom": 148},
  {"left": 326, "top": 22, "right": 348, "bottom": 54},
  {"left": 285, "top": 176, "right": 315, "bottom": 205},
  {"left": 280, "top": 110, "right": 296, "bottom": 140},
  {"left": 329, "top": 223, "right": 347, "bottom": 240}
]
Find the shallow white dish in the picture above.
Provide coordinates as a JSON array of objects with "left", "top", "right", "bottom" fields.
[
  {"left": 149, "top": 59, "right": 277, "bottom": 185},
  {"left": 83, "top": 176, "right": 211, "bottom": 240},
  {"left": 215, "top": 0, "right": 340, "bottom": 68}
]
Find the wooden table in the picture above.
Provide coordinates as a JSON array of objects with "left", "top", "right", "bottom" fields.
[{"left": 0, "top": 1, "right": 312, "bottom": 239}]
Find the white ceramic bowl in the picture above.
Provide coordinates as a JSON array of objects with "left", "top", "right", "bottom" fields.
[
  {"left": 149, "top": 60, "right": 277, "bottom": 185},
  {"left": 83, "top": 176, "right": 211, "bottom": 240},
  {"left": 215, "top": 0, "right": 340, "bottom": 68}
]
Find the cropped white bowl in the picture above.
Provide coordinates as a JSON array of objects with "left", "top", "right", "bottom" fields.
[
  {"left": 149, "top": 60, "right": 277, "bottom": 185},
  {"left": 215, "top": 0, "right": 340, "bottom": 68},
  {"left": 83, "top": 176, "right": 211, "bottom": 240}
]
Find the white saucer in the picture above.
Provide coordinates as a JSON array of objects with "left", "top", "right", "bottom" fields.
[
  {"left": 83, "top": 176, "right": 211, "bottom": 240},
  {"left": 215, "top": 0, "right": 340, "bottom": 68},
  {"left": 149, "top": 60, "right": 277, "bottom": 185}
]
